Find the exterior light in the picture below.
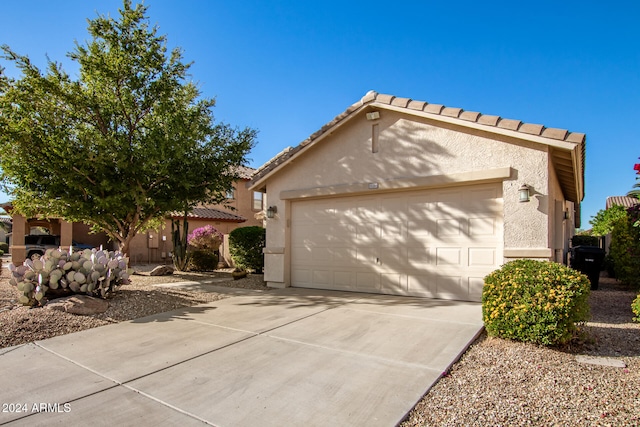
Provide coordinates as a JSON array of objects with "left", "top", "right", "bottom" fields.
[
  {"left": 518, "top": 184, "right": 530, "bottom": 203},
  {"left": 366, "top": 111, "right": 380, "bottom": 121},
  {"left": 266, "top": 206, "right": 277, "bottom": 219}
]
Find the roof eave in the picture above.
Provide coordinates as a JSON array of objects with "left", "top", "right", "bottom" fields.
[{"left": 248, "top": 93, "right": 586, "bottom": 194}]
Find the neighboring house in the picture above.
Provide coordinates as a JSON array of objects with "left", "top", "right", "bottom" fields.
[
  {"left": 3, "top": 166, "right": 264, "bottom": 265},
  {"left": 1, "top": 204, "right": 111, "bottom": 263},
  {"left": 127, "top": 165, "right": 264, "bottom": 265},
  {"left": 605, "top": 196, "right": 639, "bottom": 210},
  {"left": 248, "top": 91, "right": 585, "bottom": 302},
  {"left": 0, "top": 216, "right": 12, "bottom": 246}
]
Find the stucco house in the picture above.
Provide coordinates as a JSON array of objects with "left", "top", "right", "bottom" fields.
[{"left": 248, "top": 91, "right": 585, "bottom": 302}]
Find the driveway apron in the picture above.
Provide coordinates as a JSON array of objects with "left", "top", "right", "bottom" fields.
[{"left": 0, "top": 287, "right": 483, "bottom": 426}]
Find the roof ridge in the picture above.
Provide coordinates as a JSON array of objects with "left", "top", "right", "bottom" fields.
[{"left": 361, "top": 91, "right": 584, "bottom": 143}]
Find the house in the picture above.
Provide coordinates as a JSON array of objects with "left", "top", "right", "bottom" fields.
[
  {"left": 126, "top": 165, "right": 263, "bottom": 265},
  {"left": 4, "top": 166, "right": 264, "bottom": 265},
  {"left": 605, "top": 196, "right": 639, "bottom": 210},
  {"left": 0, "top": 216, "right": 12, "bottom": 245},
  {"left": 248, "top": 91, "right": 585, "bottom": 302}
]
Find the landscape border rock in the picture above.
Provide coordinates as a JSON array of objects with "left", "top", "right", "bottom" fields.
[{"left": 45, "top": 295, "right": 109, "bottom": 315}]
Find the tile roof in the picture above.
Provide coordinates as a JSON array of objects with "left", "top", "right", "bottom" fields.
[
  {"left": 171, "top": 208, "right": 246, "bottom": 222},
  {"left": 234, "top": 165, "right": 257, "bottom": 180},
  {"left": 249, "top": 91, "right": 586, "bottom": 194},
  {"left": 606, "top": 196, "right": 640, "bottom": 209}
]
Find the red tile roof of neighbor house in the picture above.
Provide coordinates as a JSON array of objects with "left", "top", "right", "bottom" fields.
[
  {"left": 171, "top": 208, "right": 246, "bottom": 222},
  {"left": 606, "top": 196, "right": 640, "bottom": 209},
  {"left": 234, "top": 165, "right": 257, "bottom": 180},
  {"left": 249, "top": 91, "right": 586, "bottom": 203}
]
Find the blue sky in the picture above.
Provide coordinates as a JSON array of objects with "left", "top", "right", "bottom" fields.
[{"left": 1, "top": 0, "right": 638, "bottom": 227}]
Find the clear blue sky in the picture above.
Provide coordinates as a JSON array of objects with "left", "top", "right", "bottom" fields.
[{"left": 1, "top": 0, "right": 638, "bottom": 228}]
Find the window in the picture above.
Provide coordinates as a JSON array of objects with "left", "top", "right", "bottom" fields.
[
  {"left": 253, "top": 191, "right": 263, "bottom": 211},
  {"left": 226, "top": 188, "right": 235, "bottom": 199}
]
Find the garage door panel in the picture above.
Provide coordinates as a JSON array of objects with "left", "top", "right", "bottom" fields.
[
  {"left": 381, "top": 273, "right": 407, "bottom": 294},
  {"left": 379, "top": 246, "right": 408, "bottom": 270},
  {"left": 468, "top": 247, "right": 497, "bottom": 266},
  {"left": 355, "top": 222, "right": 381, "bottom": 242},
  {"left": 356, "top": 271, "right": 380, "bottom": 291},
  {"left": 407, "top": 246, "right": 433, "bottom": 268},
  {"left": 468, "top": 277, "right": 485, "bottom": 301},
  {"left": 291, "top": 268, "right": 311, "bottom": 286},
  {"left": 407, "top": 220, "right": 433, "bottom": 238},
  {"left": 408, "top": 274, "right": 437, "bottom": 297},
  {"left": 312, "top": 247, "right": 332, "bottom": 262},
  {"left": 290, "top": 183, "right": 502, "bottom": 302},
  {"left": 313, "top": 270, "right": 333, "bottom": 286},
  {"left": 436, "top": 219, "right": 462, "bottom": 237},
  {"left": 355, "top": 247, "right": 379, "bottom": 264},
  {"left": 436, "top": 275, "right": 464, "bottom": 300},
  {"left": 332, "top": 247, "right": 356, "bottom": 266},
  {"left": 381, "top": 221, "right": 405, "bottom": 241},
  {"left": 291, "top": 247, "right": 312, "bottom": 263},
  {"left": 436, "top": 247, "right": 462, "bottom": 266},
  {"left": 469, "top": 217, "right": 497, "bottom": 236}
]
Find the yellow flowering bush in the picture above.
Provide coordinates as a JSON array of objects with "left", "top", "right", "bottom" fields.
[
  {"left": 632, "top": 294, "right": 640, "bottom": 323},
  {"left": 482, "top": 259, "right": 590, "bottom": 346}
]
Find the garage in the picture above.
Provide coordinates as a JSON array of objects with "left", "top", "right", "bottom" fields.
[
  {"left": 290, "top": 183, "right": 503, "bottom": 301},
  {"left": 248, "top": 91, "right": 585, "bottom": 301}
]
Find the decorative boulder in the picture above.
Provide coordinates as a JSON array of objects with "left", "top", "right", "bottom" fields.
[
  {"left": 149, "top": 265, "right": 175, "bottom": 276},
  {"left": 45, "top": 295, "right": 109, "bottom": 315}
]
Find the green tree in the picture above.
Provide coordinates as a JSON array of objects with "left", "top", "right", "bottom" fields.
[
  {"left": 589, "top": 205, "right": 628, "bottom": 236},
  {"left": 0, "top": 1, "right": 256, "bottom": 256}
]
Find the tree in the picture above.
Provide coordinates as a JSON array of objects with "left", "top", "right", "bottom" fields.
[
  {"left": 0, "top": 1, "right": 256, "bottom": 256},
  {"left": 589, "top": 205, "right": 628, "bottom": 236}
]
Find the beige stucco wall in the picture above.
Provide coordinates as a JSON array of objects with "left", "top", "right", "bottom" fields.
[{"left": 261, "top": 110, "right": 558, "bottom": 287}]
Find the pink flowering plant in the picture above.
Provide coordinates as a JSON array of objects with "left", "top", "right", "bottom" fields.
[{"left": 187, "top": 225, "right": 223, "bottom": 251}]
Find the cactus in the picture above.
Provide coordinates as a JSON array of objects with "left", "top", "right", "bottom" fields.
[
  {"left": 171, "top": 210, "right": 191, "bottom": 271},
  {"left": 9, "top": 247, "right": 131, "bottom": 306}
]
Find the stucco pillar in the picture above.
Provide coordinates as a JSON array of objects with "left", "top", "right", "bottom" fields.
[
  {"left": 60, "top": 220, "right": 73, "bottom": 250},
  {"left": 10, "top": 214, "right": 26, "bottom": 265}
]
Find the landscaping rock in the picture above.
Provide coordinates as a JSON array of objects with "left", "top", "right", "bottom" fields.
[
  {"left": 149, "top": 265, "right": 174, "bottom": 276},
  {"left": 575, "top": 355, "right": 627, "bottom": 368},
  {"left": 45, "top": 295, "right": 109, "bottom": 315}
]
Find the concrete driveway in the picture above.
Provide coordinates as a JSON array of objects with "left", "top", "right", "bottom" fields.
[{"left": 0, "top": 287, "right": 483, "bottom": 426}]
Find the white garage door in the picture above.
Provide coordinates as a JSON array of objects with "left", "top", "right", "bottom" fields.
[{"left": 290, "top": 183, "right": 503, "bottom": 301}]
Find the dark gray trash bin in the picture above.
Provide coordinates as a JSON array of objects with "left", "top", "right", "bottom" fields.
[{"left": 571, "top": 246, "right": 605, "bottom": 290}]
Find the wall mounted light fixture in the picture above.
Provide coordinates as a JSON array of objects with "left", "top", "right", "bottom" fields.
[
  {"left": 518, "top": 184, "right": 530, "bottom": 203},
  {"left": 266, "top": 206, "right": 277, "bottom": 219},
  {"left": 366, "top": 111, "right": 380, "bottom": 121}
]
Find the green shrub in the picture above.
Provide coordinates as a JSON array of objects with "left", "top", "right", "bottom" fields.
[
  {"left": 0, "top": 242, "right": 8, "bottom": 253},
  {"left": 571, "top": 235, "right": 600, "bottom": 247},
  {"left": 229, "top": 226, "right": 265, "bottom": 273},
  {"left": 188, "top": 249, "right": 218, "bottom": 272},
  {"left": 632, "top": 294, "right": 640, "bottom": 323},
  {"left": 482, "top": 259, "right": 591, "bottom": 346},
  {"left": 609, "top": 206, "right": 640, "bottom": 289},
  {"left": 0, "top": 249, "right": 4, "bottom": 256}
]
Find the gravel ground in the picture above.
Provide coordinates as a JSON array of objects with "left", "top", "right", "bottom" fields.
[
  {"left": 0, "top": 261, "right": 269, "bottom": 348},
  {"left": 401, "top": 276, "right": 640, "bottom": 427},
  {"left": 1, "top": 258, "right": 638, "bottom": 425}
]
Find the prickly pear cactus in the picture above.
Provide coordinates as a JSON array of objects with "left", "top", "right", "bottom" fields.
[{"left": 9, "top": 247, "right": 131, "bottom": 306}]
